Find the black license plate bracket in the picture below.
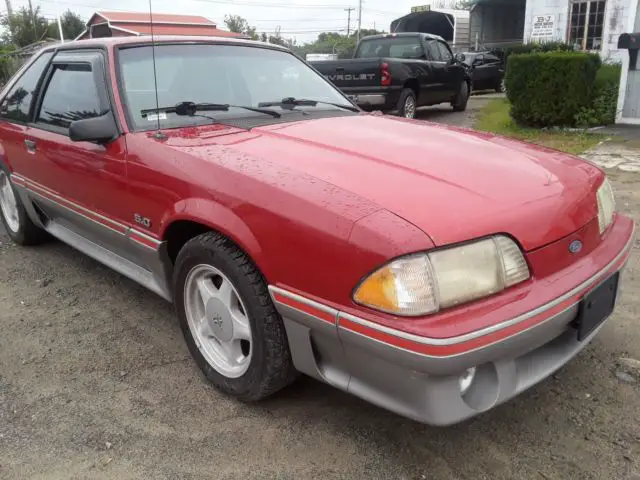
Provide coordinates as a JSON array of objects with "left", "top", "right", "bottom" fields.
[{"left": 576, "top": 272, "right": 619, "bottom": 341}]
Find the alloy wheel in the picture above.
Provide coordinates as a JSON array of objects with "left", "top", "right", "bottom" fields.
[
  {"left": 0, "top": 171, "right": 20, "bottom": 233},
  {"left": 404, "top": 96, "right": 416, "bottom": 118},
  {"left": 183, "top": 264, "right": 253, "bottom": 378}
]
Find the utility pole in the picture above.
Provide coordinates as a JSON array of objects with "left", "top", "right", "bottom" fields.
[
  {"left": 356, "top": 0, "right": 362, "bottom": 44},
  {"left": 57, "top": 14, "right": 64, "bottom": 42},
  {"left": 344, "top": 7, "right": 354, "bottom": 36},
  {"left": 28, "top": 0, "right": 37, "bottom": 43},
  {"left": 4, "top": 0, "right": 13, "bottom": 42}
]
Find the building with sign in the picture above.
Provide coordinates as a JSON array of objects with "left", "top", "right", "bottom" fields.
[{"left": 464, "top": 0, "right": 636, "bottom": 63}]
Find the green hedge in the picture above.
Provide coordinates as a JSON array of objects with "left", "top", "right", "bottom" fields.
[
  {"left": 504, "top": 42, "right": 574, "bottom": 60},
  {"left": 505, "top": 51, "right": 601, "bottom": 127},
  {"left": 574, "top": 63, "right": 621, "bottom": 127}
]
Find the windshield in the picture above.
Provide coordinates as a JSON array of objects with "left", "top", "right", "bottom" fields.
[{"left": 117, "top": 44, "right": 353, "bottom": 130}]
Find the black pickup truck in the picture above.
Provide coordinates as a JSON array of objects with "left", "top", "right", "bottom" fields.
[{"left": 310, "top": 33, "right": 472, "bottom": 118}]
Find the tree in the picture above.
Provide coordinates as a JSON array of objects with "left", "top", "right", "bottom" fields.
[
  {"left": 58, "top": 10, "right": 86, "bottom": 40},
  {"left": 299, "top": 29, "right": 384, "bottom": 59},
  {"left": 2, "top": 5, "right": 50, "bottom": 47},
  {"left": 224, "top": 14, "right": 258, "bottom": 40}
]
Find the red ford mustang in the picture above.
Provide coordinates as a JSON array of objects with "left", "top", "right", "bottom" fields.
[{"left": 0, "top": 36, "right": 634, "bottom": 426}]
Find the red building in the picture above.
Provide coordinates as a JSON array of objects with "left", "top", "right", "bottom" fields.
[{"left": 75, "top": 11, "right": 247, "bottom": 40}]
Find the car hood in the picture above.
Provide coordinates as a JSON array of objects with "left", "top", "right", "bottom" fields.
[{"left": 168, "top": 115, "right": 603, "bottom": 251}]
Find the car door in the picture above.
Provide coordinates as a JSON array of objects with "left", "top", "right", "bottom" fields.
[
  {"left": 483, "top": 53, "right": 504, "bottom": 89},
  {"left": 0, "top": 51, "right": 54, "bottom": 179},
  {"left": 423, "top": 39, "right": 450, "bottom": 103},
  {"left": 25, "top": 50, "right": 131, "bottom": 258},
  {"left": 435, "top": 41, "right": 464, "bottom": 99},
  {"left": 471, "top": 54, "right": 490, "bottom": 89}
]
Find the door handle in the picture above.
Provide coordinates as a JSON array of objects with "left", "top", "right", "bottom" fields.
[{"left": 24, "top": 139, "right": 36, "bottom": 153}]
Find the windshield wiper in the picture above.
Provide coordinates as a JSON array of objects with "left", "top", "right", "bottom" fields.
[
  {"left": 141, "top": 101, "right": 281, "bottom": 118},
  {"left": 257, "top": 97, "right": 359, "bottom": 112}
]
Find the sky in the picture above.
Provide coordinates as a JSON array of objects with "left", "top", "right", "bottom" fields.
[{"left": 5, "top": 0, "right": 426, "bottom": 43}]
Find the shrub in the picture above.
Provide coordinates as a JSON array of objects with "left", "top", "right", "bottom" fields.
[
  {"left": 505, "top": 51, "right": 601, "bottom": 127},
  {"left": 574, "top": 63, "right": 621, "bottom": 127},
  {"left": 503, "top": 42, "right": 575, "bottom": 64}
]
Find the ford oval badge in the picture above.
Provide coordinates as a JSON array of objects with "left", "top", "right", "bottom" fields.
[{"left": 569, "top": 239, "right": 583, "bottom": 254}]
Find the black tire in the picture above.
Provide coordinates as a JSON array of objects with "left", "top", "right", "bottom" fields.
[
  {"left": 452, "top": 81, "right": 470, "bottom": 112},
  {"left": 495, "top": 78, "right": 505, "bottom": 93},
  {"left": 396, "top": 88, "right": 417, "bottom": 118},
  {"left": 173, "top": 231, "right": 298, "bottom": 402},
  {"left": 0, "top": 163, "right": 47, "bottom": 246}
]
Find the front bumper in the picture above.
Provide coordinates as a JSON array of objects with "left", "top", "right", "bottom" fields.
[{"left": 270, "top": 215, "right": 635, "bottom": 426}]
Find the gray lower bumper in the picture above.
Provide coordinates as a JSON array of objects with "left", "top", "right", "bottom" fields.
[
  {"left": 271, "top": 282, "right": 621, "bottom": 426},
  {"left": 351, "top": 94, "right": 386, "bottom": 107},
  {"left": 339, "top": 304, "right": 604, "bottom": 426}
]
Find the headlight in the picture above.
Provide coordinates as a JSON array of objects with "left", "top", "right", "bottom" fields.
[
  {"left": 596, "top": 178, "right": 615, "bottom": 234},
  {"left": 353, "top": 235, "right": 530, "bottom": 316}
]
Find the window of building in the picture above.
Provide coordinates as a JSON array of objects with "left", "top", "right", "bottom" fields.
[{"left": 569, "top": 0, "right": 606, "bottom": 50}]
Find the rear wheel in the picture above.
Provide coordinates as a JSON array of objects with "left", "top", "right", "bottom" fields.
[
  {"left": 173, "top": 231, "right": 297, "bottom": 401},
  {"left": 396, "top": 88, "right": 417, "bottom": 118},
  {"left": 496, "top": 78, "right": 505, "bottom": 93},
  {"left": 0, "top": 166, "right": 46, "bottom": 245},
  {"left": 452, "top": 81, "right": 469, "bottom": 112}
]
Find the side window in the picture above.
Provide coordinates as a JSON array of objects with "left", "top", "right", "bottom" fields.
[
  {"left": 37, "top": 64, "right": 101, "bottom": 131},
  {"left": 0, "top": 52, "right": 53, "bottom": 124},
  {"left": 425, "top": 41, "right": 442, "bottom": 61},
  {"left": 437, "top": 42, "right": 453, "bottom": 62}
]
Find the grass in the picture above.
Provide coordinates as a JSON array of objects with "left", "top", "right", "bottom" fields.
[{"left": 474, "top": 99, "right": 605, "bottom": 155}]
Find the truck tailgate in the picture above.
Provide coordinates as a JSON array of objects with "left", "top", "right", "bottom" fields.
[{"left": 310, "top": 59, "right": 382, "bottom": 91}]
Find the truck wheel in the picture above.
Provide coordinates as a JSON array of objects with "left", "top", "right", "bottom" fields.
[
  {"left": 452, "top": 81, "right": 469, "bottom": 112},
  {"left": 174, "top": 231, "right": 298, "bottom": 402},
  {"left": 495, "top": 78, "right": 505, "bottom": 93},
  {"left": 0, "top": 165, "right": 47, "bottom": 246},
  {"left": 396, "top": 89, "right": 417, "bottom": 118}
]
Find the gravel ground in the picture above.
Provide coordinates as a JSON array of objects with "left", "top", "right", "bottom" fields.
[{"left": 1, "top": 96, "right": 640, "bottom": 479}]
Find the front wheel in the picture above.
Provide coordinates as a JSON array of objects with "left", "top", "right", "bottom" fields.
[
  {"left": 452, "top": 81, "right": 469, "bottom": 112},
  {"left": 173, "top": 231, "right": 297, "bottom": 401}
]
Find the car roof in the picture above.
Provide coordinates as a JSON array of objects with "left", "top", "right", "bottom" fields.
[
  {"left": 360, "top": 32, "right": 446, "bottom": 42},
  {"left": 39, "top": 35, "right": 290, "bottom": 53}
]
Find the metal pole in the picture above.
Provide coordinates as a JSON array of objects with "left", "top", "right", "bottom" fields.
[
  {"left": 4, "top": 0, "right": 13, "bottom": 42},
  {"left": 345, "top": 7, "right": 354, "bottom": 36},
  {"left": 356, "top": 0, "right": 362, "bottom": 44},
  {"left": 57, "top": 14, "right": 64, "bottom": 42}
]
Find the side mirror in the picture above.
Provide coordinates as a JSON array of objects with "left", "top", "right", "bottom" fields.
[
  {"left": 69, "top": 111, "right": 118, "bottom": 144},
  {"left": 454, "top": 53, "right": 465, "bottom": 63},
  {"left": 472, "top": 59, "right": 483, "bottom": 66}
]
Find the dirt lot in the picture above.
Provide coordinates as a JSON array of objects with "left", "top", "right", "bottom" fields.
[{"left": 2, "top": 97, "right": 640, "bottom": 479}]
